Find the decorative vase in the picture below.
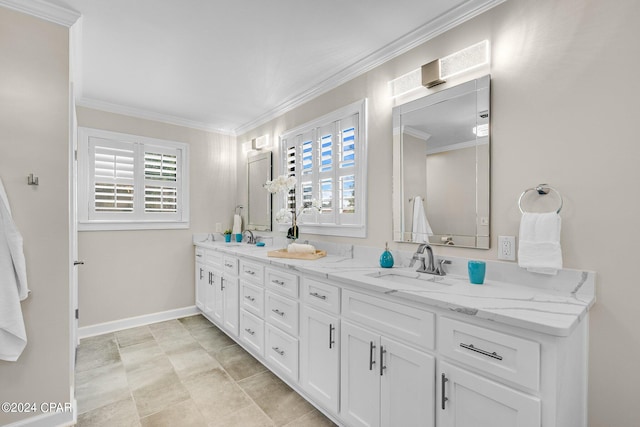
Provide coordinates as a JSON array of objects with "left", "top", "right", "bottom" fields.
[
  {"left": 224, "top": 234, "right": 231, "bottom": 242},
  {"left": 379, "top": 242, "right": 394, "bottom": 268},
  {"left": 287, "top": 209, "right": 299, "bottom": 240}
]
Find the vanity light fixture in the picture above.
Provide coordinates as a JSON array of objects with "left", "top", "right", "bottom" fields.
[
  {"left": 243, "top": 134, "right": 270, "bottom": 152},
  {"left": 388, "top": 68, "right": 422, "bottom": 98},
  {"left": 422, "top": 40, "right": 490, "bottom": 88}
]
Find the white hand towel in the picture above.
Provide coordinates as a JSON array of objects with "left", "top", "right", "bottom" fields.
[
  {"left": 232, "top": 214, "right": 242, "bottom": 234},
  {"left": 411, "top": 196, "right": 433, "bottom": 243},
  {"left": 518, "top": 212, "right": 563, "bottom": 275},
  {"left": 287, "top": 243, "right": 316, "bottom": 254},
  {"left": 0, "top": 177, "right": 28, "bottom": 361}
]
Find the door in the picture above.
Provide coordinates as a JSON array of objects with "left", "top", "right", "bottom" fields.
[
  {"left": 300, "top": 306, "right": 340, "bottom": 412},
  {"left": 438, "top": 361, "right": 541, "bottom": 427},
  {"left": 380, "top": 336, "right": 435, "bottom": 427},
  {"left": 223, "top": 275, "right": 239, "bottom": 336},
  {"left": 210, "top": 269, "right": 224, "bottom": 325},
  {"left": 340, "top": 321, "right": 380, "bottom": 427},
  {"left": 195, "top": 261, "right": 206, "bottom": 311}
]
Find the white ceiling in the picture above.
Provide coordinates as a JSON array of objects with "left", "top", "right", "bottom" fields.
[{"left": 50, "top": 0, "right": 503, "bottom": 135}]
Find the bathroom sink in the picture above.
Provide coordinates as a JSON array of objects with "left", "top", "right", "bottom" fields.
[{"left": 366, "top": 270, "right": 455, "bottom": 290}]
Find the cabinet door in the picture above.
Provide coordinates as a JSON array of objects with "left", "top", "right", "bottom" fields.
[
  {"left": 223, "top": 276, "right": 239, "bottom": 337},
  {"left": 438, "top": 361, "right": 540, "bottom": 427},
  {"left": 380, "top": 336, "right": 435, "bottom": 427},
  {"left": 300, "top": 306, "right": 340, "bottom": 413},
  {"left": 340, "top": 321, "right": 381, "bottom": 427},
  {"left": 195, "top": 262, "right": 206, "bottom": 311},
  {"left": 211, "top": 269, "right": 224, "bottom": 325}
]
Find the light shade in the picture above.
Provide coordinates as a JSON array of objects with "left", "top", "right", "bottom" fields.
[{"left": 439, "top": 40, "right": 489, "bottom": 80}]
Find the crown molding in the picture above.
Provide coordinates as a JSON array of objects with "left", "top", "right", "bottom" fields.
[
  {"left": 234, "top": 0, "right": 506, "bottom": 136},
  {"left": 0, "top": 0, "right": 80, "bottom": 27},
  {"left": 76, "top": 97, "right": 236, "bottom": 136},
  {"left": 403, "top": 126, "right": 432, "bottom": 141}
]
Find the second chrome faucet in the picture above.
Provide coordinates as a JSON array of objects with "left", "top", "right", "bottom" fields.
[{"left": 409, "top": 243, "right": 450, "bottom": 276}]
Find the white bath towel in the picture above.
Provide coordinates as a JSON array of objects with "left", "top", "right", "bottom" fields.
[
  {"left": 287, "top": 243, "right": 316, "bottom": 254},
  {"left": 232, "top": 214, "right": 242, "bottom": 234},
  {"left": 411, "top": 196, "right": 433, "bottom": 243},
  {"left": 518, "top": 212, "right": 563, "bottom": 275},
  {"left": 0, "top": 177, "right": 28, "bottom": 361}
]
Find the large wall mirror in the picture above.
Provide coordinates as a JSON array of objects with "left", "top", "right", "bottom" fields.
[
  {"left": 392, "top": 75, "right": 490, "bottom": 248},
  {"left": 247, "top": 151, "right": 272, "bottom": 231}
]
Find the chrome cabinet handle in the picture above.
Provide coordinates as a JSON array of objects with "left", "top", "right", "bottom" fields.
[
  {"left": 329, "top": 324, "right": 335, "bottom": 349},
  {"left": 272, "top": 309, "right": 285, "bottom": 317},
  {"left": 272, "top": 346, "right": 285, "bottom": 356},
  {"left": 441, "top": 373, "right": 449, "bottom": 410},
  {"left": 244, "top": 328, "right": 255, "bottom": 336},
  {"left": 244, "top": 295, "right": 255, "bottom": 302},
  {"left": 380, "top": 345, "right": 387, "bottom": 376},
  {"left": 369, "top": 341, "right": 376, "bottom": 370},
  {"left": 460, "top": 343, "right": 503, "bottom": 361},
  {"left": 221, "top": 277, "right": 225, "bottom": 291},
  {"left": 196, "top": 254, "right": 202, "bottom": 258},
  {"left": 310, "top": 292, "right": 327, "bottom": 300},
  {"left": 245, "top": 270, "right": 255, "bottom": 275},
  {"left": 272, "top": 279, "right": 285, "bottom": 286},
  {"left": 225, "top": 263, "right": 233, "bottom": 268},
  {"left": 199, "top": 268, "right": 204, "bottom": 280}
]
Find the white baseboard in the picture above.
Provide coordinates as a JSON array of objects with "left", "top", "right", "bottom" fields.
[
  {"left": 78, "top": 306, "right": 199, "bottom": 339},
  {"left": 2, "top": 407, "right": 75, "bottom": 427}
]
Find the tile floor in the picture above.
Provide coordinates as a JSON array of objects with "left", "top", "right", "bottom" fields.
[{"left": 75, "top": 315, "right": 337, "bottom": 426}]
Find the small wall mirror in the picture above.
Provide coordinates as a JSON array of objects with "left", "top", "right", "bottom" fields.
[
  {"left": 247, "top": 151, "right": 272, "bottom": 231},
  {"left": 392, "top": 75, "right": 490, "bottom": 248}
]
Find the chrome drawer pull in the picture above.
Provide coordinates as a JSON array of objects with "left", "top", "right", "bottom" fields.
[
  {"left": 310, "top": 292, "right": 327, "bottom": 300},
  {"left": 369, "top": 341, "right": 376, "bottom": 370},
  {"left": 272, "top": 309, "right": 285, "bottom": 317},
  {"left": 244, "top": 328, "right": 255, "bottom": 336},
  {"left": 272, "top": 346, "right": 285, "bottom": 356},
  {"left": 460, "top": 343, "right": 503, "bottom": 361},
  {"left": 225, "top": 263, "right": 233, "bottom": 268},
  {"left": 244, "top": 295, "right": 255, "bottom": 302},
  {"left": 272, "top": 279, "right": 285, "bottom": 286},
  {"left": 196, "top": 254, "right": 202, "bottom": 258},
  {"left": 246, "top": 270, "right": 255, "bottom": 275}
]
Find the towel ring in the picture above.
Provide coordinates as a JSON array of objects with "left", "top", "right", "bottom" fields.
[{"left": 518, "top": 184, "right": 563, "bottom": 214}]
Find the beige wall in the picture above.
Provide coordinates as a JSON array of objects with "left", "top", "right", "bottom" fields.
[
  {"left": 0, "top": 8, "right": 71, "bottom": 425},
  {"left": 238, "top": 0, "right": 640, "bottom": 425},
  {"left": 76, "top": 108, "right": 237, "bottom": 326}
]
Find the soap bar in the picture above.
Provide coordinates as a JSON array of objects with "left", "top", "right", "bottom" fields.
[{"left": 287, "top": 243, "right": 316, "bottom": 254}]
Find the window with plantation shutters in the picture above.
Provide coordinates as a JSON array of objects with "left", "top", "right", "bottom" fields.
[
  {"left": 78, "top": 128, "right": 189, "bottom": 230},
  {"left": 280, "top": 99, "right": 367, "bottom": 238}
]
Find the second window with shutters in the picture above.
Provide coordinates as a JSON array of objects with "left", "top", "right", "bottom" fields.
[
  {"left": 280, "top": 99, "right": 367, "bottom": 238},
  {"left": 78, "top": 127, "right": 189, "bottom": 230}
]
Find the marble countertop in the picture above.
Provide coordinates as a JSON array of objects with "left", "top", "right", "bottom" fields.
[{"left": 193, "top": 238, "right": 595, "bottom": 337}]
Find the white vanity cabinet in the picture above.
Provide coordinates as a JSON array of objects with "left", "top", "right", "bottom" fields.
[{"left": 193, "top": 245, "right": 591, "bottom": 427}]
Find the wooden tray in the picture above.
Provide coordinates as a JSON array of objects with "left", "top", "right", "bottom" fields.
[{"left": 267, "top": 249, "right": 327, "bottom": 260}]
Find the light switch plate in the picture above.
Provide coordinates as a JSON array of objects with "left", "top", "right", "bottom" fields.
[{"left": 498, "top": 236, "right": 516, "bottom": 261}]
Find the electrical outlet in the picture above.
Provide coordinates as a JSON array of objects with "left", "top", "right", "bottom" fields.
[
  {"left": 215, "top": 222, "right": 222, "bottom": 233},
  {"left": 498, "top": 236, "right": 516, "bottom": 261}
]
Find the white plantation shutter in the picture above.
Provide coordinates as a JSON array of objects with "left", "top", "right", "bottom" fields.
[
  {"left": 279, "top": 100, "right": 366, "bottom": 237},
  {"left": 89, "top": 138, "right": 136, "bottom": 216},
  {"left": 79, "top": 128, "right": 189, "bottom": 230}
]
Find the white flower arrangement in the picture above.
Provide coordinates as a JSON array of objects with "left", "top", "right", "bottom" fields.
[{"left": 264, "top": 175, "right": 321, "bottom": 239}]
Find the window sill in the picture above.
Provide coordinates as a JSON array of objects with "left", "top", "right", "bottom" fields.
[{"left": 79, "top": 220, "right": 190, "bottom": 231}]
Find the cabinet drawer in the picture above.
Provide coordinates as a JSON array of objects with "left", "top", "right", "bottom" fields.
[
  {"left": 265, "top": 291, "right": 299, "bottom": 336},
  {"left": 265, "top": 268, "right": 299, "bottom": 298},
  {"left": 223, "top": 256, "right": 238, "bottom": 276},
  {"left": 302, "top": 278, "right": 340, "bottom": 314},
  {"left": 240, "top": 260, "right": 264, "bottom": 284},
  {"left": 266, "top": 324, "right": 299, "bottom": 381},
  {"left": 205, "top": 250, "right": 223, "bottom": 268},
  {"left": 438, "top": 317, "right": 540, "bottom": 391},
  {"left": 195, "top": 247, "right": 205, "bottom": 261},
  {"left": 240, "top": 281, "right": 264, "bottom": 318},
  {"left": 240, "top": 310, "right": 264, "bottom": 357},
  {"left": 342, "top": 289, "right": 435, "bottom": 351}
]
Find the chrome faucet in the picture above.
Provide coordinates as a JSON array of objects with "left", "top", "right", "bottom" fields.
[
  {"left": 242, "top": 230, "right": 256, "bottom": 244},
  {"left": 409, "top": 243, "right": 450, "bottom": 276}
]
